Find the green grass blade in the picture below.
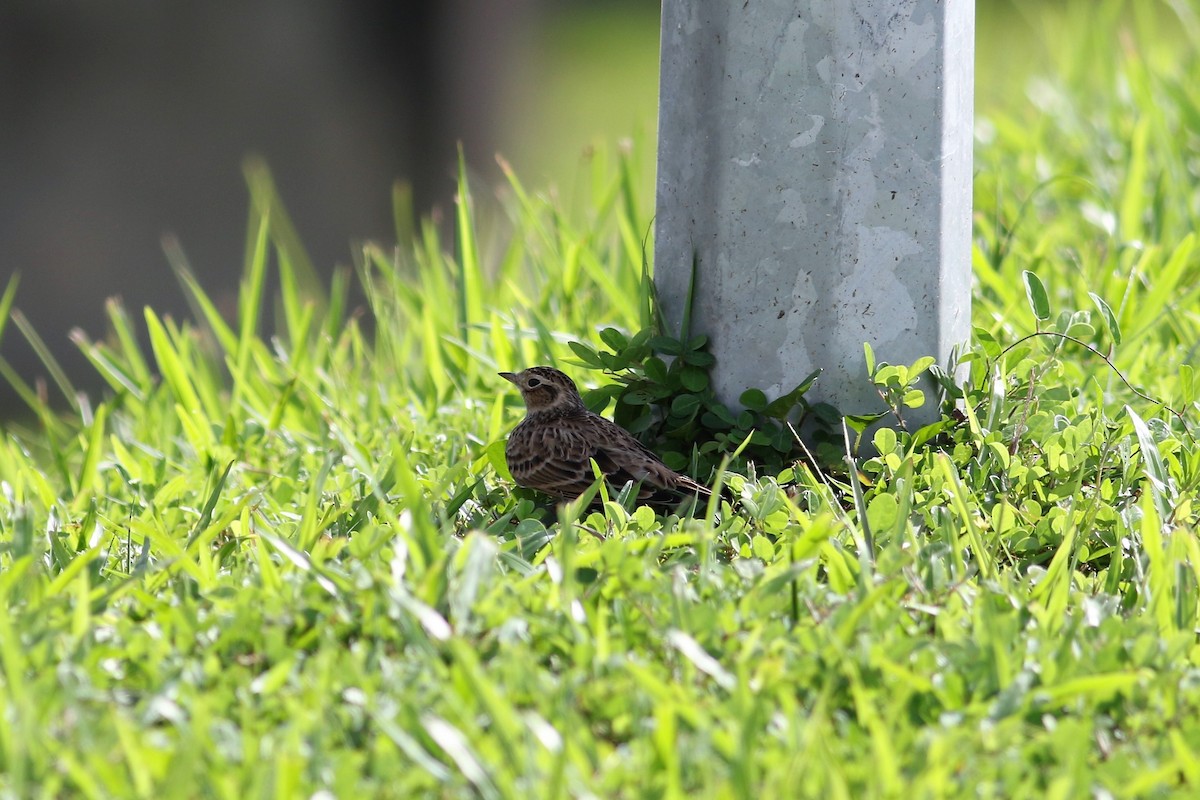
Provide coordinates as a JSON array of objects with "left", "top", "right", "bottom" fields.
[
  {"left": 0, "top": 271, "right": 19, "bottom": 347},
  {"left": 11, "top": 309, "right": 79, "bottom": 410}
]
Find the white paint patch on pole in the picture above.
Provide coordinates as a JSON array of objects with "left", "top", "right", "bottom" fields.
[{"left": 654, "top": 0, "right": 974, "bottom": 426}]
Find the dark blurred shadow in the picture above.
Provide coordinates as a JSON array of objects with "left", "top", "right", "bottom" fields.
[{"left": 0, "top": 0, "right": 531, "bottom": 414}]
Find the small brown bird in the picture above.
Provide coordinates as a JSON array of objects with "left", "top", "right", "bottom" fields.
[{"left": 500, "top": 366, "right": 712, "bottom": 506}]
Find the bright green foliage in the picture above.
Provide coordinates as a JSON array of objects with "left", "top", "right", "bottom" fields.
[{"left": 3, "top": 2, "right": 1200, "bottom": 797}]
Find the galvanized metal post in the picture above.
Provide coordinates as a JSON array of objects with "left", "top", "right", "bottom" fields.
[{"left": 654, "top": 0, "right": 974, "bottom": 427}]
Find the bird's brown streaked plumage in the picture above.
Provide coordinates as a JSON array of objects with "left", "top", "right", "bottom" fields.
[{"left": 500, "top": 366, "right": 712, "bottom": 505}]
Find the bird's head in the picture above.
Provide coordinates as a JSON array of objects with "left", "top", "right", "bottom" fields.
[{"left": 499, "top": 366, "right": 586, "bottom": 414}]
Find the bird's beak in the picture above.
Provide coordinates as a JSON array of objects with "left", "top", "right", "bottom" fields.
[{"left": 499, "top": 372, "right": 519, "bottom": 385}]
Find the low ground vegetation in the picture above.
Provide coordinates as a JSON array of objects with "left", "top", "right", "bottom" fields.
[{"left": 3, "top": 2, "right": 1200, "bottom": 796}]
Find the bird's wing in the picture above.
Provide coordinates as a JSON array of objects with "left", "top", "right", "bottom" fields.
[
  {"left": 507, "top": 420, "right": 604, "bottom": 499},
  {"left": 582, "top": 414, "right": 711, "bottom": 499}
]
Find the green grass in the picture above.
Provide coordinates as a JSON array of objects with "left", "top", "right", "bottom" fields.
[{"left": 4, "top": 1, "right": 1200, "bottom": 796}]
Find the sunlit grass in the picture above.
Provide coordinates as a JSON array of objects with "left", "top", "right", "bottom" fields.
[{"left": 2, "top": 0, "right": 1200, "bottom": 796}]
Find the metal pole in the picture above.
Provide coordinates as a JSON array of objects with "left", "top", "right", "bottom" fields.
[{"left": 655, "top": 0, "right": 974, "bottom": 426}]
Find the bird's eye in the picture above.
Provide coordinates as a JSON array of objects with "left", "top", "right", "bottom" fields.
[{"left": 527, "top": 378, "right": 542, "bottom": 388}]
